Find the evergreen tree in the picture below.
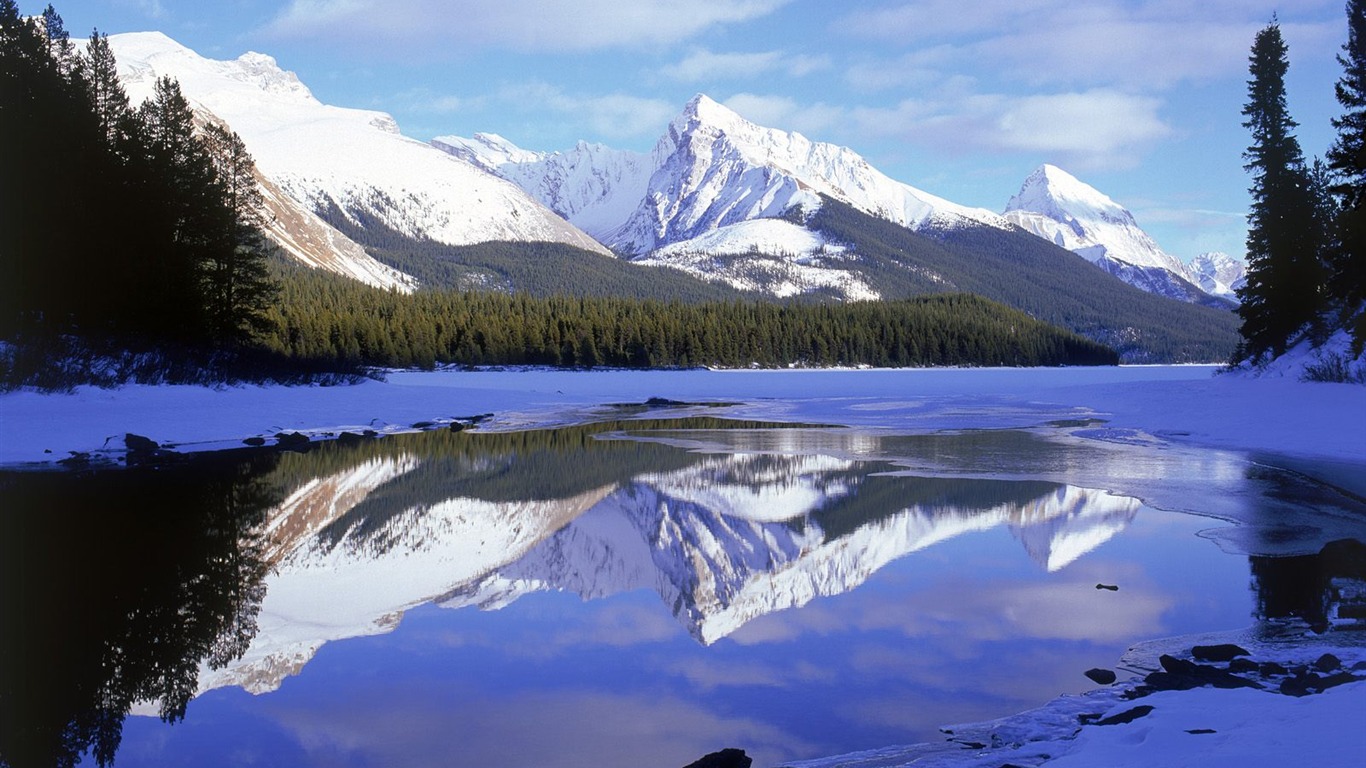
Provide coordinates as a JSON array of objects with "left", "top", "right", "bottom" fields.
[
  {"left": 1238, "top": 20, "right": 1326, "bottom": 360},
  {"left": 130, "top": 76, "right": 221, "bottom": 339},
  {"left": 1327, "top": 0, "right": 1366, "bottom": 338},
  {"left": 77, "top": 31, "right": 130, "bottom": 147},
  {"left": 201, "top": 123, "right": 278, "bottom": 345}
]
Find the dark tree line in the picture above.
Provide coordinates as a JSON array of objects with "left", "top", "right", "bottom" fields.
[
  {"left": 261, "top": 263, "right": 1118, "bottom": 369},
  {"left": 1239, "top": 7, "right": 1366, "bottom": 366},
  {"left": 0, "top": 2, "right": 276, "bottom": 352}
]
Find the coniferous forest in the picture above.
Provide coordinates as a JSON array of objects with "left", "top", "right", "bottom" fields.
[
  {"left": 1237, "top": 9, "right": 1366, "bottom": 372},
  {"left": 260, "top": 262, "right": 1118, "bottom": 369}
]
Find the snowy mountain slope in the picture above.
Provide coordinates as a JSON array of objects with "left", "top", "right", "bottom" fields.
[
  {"left": 1002, "top": 165, "right": 1219, "bottom": 305},
  {"left": 632, "top": 219, "right": 879, "bottom": 300},
  {"left": 1189, "top": 251, "right": 1246, "bottom": 301},
  {"left": 106, "top": 32, "right": 611, "bottom": 261},
  {"left": 432, "top": 134, "right": 652, "bottom": 243},
  {"left": 253, "top": 168, "right": 416, "bottom": 291}
]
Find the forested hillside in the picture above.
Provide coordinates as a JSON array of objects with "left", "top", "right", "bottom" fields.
[
  {"left": 806, "top": 198, "right": 1243, "bottom": 363},
  {"left": 261, "top": 262, "right": 1118, "bottom": 369}
]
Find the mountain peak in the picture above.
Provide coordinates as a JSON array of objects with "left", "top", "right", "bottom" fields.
[
  {"left": 672, "top": 93, "right": 754, "bottom": 137},
  {"left": 1008, "top": 164, "right": 1125, "bottom": 222},
  {"left": 1003, "top": 164, "right": 1195, "bottom": 283},
  {"left": 1188, "top": 251, "right": 1246, "bottom": 301}
]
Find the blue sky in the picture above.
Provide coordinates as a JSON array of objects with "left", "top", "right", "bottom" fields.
[{"left": 31, "top": 0, "right": 1352, "bottom": 262}]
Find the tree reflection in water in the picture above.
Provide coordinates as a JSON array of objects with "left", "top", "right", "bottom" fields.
[
  {"left": 1250, "top": 539, "right": 1366, "bottom": 632},
  {"left": 0, "top": 453, "right": 279, "bottom": 768}
]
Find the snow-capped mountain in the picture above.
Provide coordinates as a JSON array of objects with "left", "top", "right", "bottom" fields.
[
  {"left": 106, "top": 32, "right": 611, "bottom": 269},
  {"left": 1188, "top": 251, "right": 1246, "bottom": 302},
  {"left": 433, "top": 95, "right": 1006, "bottom": 299},
  {"left": 439, "top": 95, "right": 1004, "bottom": 257},
  {"left": 193, "top": 443, "right": 1140, "bottom": 696},
  {"left": 1002, "top": 165, "right": 1221, "bottom": 306},
  {"left": 432, "top": 133, "right": 653, "bottom": 244},
  {"left": 607, "top": 95, "right": 1007, "bottom": 255}
]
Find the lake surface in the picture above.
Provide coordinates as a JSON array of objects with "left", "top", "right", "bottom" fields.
[{"left": 3, "top": 409, "right": 1365, "bottom": 768}]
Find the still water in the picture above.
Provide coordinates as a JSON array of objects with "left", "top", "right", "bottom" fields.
[{"left": 3, "top": 414, "right": 1364, "bottom": 768}]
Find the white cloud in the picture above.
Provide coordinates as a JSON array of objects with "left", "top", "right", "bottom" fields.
[
  {"left": 265, "top": 0, "right": 791, "bottom": 53},
  {"left": 136, "top": 0, "right": 167, "bottom": 18},
  {"left": 721, "top": 93, "right": 843, "bottom": 136},
  {"left": 993, "top": 91, "right": 1173, "bottom": 158},
  {"left": 486, "top": 82, "right": 675, "bottom": 140},
  {"left": 837, "top": 0, "right": 1341, "bottom": 90},
  {"left": 664, "top": 49, "right": 831, "bottom": 82},
  {"left": 849, "top": 88, "right": 1172, "bottom": 170}
]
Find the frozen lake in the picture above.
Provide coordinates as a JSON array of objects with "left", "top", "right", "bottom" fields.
[{"left": 4, "top": 369, "right": 1366, "bottom": 767}]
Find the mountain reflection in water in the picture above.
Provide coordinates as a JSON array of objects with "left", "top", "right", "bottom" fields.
[
  {"left": 208, "top": 421, "right": 1143, "bottom": 696},
  {"left": 4, "top": 417, "right": 1364, "bottom": 768}
]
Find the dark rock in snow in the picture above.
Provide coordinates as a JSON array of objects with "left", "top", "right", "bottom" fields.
[
  {"left": 1280, "top": 675, "right": 1316, "bottom": 697},
  {"left": 1186, "top": 729, "right": 1218, "bottom": 735},
  {"left": 1085, "top": 668, "right": 1117, "bottom": 685},
  {"left": 682, "top": 748, "right": 752, "bottom": 768},
  {"left": 1260, "top": 662, "right": 1289, "bottom": 677},
  {"left": 124, "top": 433, "right": 159, "bottom": 453},
  {"left": 1144, "top": 671, "right": 1202, "bottom": 691},
  {"left": 1228, "top": 658, "right": 1259, "bottom": 674},
  {"left": 1312, "top": 653, "right": 1342, "bottom": 673},
  {"left": 1148, "top": 655, "right": 1262, "bottom": 692},
  {"left": 275, "top": 431, "right": 310, "bottom": 449},
  {"left": 243, "top": 436, "right": 267, "bottom": 447},
  {"left": 1095, "top": 705, "right": 1154, "bottom": 726},
  {"left": 1317, "top": 671, "right": 1361, "bottom": 691},
  {"left": 1191, "top": 644, "right": 1249, "bottom": 662},
  {"left": 1160, "top": 655, "right": 1200, "bottom": 675},
  {"left": 1095, "top": 583, "right": 1119, "bottom": 591}
]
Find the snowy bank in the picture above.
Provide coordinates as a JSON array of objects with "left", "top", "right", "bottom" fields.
[
  {"left": 784, "top": 633, "right": 1366, "bottom": 768},
  {"left": 1, "top": 366, "right": 1363, "bottom": 469}
]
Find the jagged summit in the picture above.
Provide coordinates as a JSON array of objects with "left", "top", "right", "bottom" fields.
[
  {"left": 1189, "top": 251, "right": 1246, "bottom": 301},
  {"left": 1001, "top": 163, "right": 1217, "bottom": 304},
  {"left": 1006, "top": 164, "right": 1129, "bottom": 229}
]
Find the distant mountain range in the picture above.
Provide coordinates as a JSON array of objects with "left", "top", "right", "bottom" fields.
[{"left": 104, "top": 32, "right": 1241, "bottom": 362}]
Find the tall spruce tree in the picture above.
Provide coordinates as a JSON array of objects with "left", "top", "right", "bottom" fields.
[
  {"left": 1239, "top": 20, "right": 1326, "bottom": 360},
  {"left": 1327, "top": 0, "right": 1366, "bottom": 341},
  {"left": 77, "top": 31, "right": 130, "bottom": 147},
  {"left": 201, "top": 123, "right": 277, "bottom": 345},
  {"left": 130, "top": 76, "right": 222, "bottom": 340}
]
